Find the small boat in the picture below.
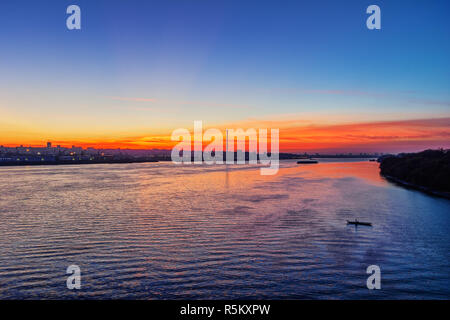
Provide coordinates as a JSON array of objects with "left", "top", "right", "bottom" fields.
[
  {"left": 347, "top": 220, "right": 372, "bottom": 226},
  {"left": 297, "top": 159, "right": 318, "bottom": 164}
]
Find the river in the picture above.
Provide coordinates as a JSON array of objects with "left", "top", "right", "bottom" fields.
[{"left": 0, "top": 159, "right": 448, "bottom": 299}]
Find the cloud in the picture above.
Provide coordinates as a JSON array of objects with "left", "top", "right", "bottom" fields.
[
  {"left": 110, "top": 96, "right": 157, "bottom": 102},
  {"left": 406, "top": 98, "right": 450, "bottom": 107},
  {"left": 263, "top": 87, "right": 450, "bottom": 108},
  {"left": 108, "top": 96, "right": 252, "bottom": 109},
  {"left": 275, "top": 117, "right": 450, "bottom": 152},
  {"left": 4, "top": 115, "right": 449, "bottom": 154}
]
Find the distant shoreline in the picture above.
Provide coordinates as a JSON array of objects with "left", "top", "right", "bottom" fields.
[
  {"left": 0, "top": 159, "right": 161, "bottom": 167},
  {"left": 0, "top": 154, "right": 379, "bottom": 168}
]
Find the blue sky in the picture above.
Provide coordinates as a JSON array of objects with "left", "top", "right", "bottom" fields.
[{"left": 0, "top": 0, "right": 449, "bottom": 150}]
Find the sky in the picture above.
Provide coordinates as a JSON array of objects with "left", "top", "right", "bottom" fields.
[{"left": 0, "top": 0, "right": 449, "bottom": 153}]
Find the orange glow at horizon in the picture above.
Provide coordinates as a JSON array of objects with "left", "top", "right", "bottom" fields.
[{"left": 1, "top": 117, "right": 449, "bottom": 153}]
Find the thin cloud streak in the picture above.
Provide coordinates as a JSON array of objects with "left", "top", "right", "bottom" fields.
[{"left": 109, "top": 96, "right": 253, "bottom": 109}]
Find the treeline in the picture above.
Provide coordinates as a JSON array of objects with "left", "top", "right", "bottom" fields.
[{"left": 379, "top": 149, "right": 450, "bottom": 194}]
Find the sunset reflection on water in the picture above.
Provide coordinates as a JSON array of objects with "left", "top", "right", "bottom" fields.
[{"left": 0, "top": 160, "right": 449, "bottom": 299}]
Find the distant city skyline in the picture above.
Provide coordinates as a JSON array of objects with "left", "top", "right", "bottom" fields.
[
  {"left": 1, "top": 138, "right": 446, "bottom": 156},
  {"left": 0, "top": 0, "right": 449, "bottom": 153}
]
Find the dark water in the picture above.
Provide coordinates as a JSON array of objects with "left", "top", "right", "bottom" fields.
[{"left": 0, "top": 160, "right": 449, "bottom": 299}]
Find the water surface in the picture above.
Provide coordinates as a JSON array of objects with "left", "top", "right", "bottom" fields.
[{"left": 0, "top": 160, "right": 449, "bottom": 299}]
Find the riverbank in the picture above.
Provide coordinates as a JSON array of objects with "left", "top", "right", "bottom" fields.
[
  {"left": 382, "top": 174, "right": 450, "bottom": 199},
  {"left": 379, "top": 149, "right": 450, "bottom": 199}
]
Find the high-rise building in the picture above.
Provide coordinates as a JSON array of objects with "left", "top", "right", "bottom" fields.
[{"left": 47, "top": 142, "right": 52, "bottom": 148}]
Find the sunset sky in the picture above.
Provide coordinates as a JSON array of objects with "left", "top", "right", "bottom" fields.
[{"left": 0, "top": 0, "right": 449, "bottom": 153}]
